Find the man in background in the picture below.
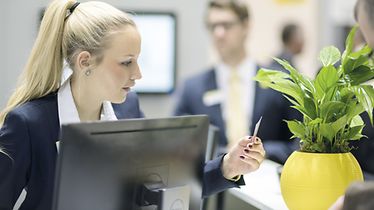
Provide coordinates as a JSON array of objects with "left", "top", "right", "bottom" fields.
[
  {"left": 174, "top": 0, "right": 297, "bottom": 164},
  {"left": 272, "top": 23, "right": 304, "bottom": 69}
]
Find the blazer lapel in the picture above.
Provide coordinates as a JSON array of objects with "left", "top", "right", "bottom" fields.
[{"left": 204, "top": 69, "right": 225, "bottom": 137}]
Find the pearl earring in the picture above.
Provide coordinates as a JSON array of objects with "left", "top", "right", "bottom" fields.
[{"left": 85, "top": 69, "right": 92, "bottom": 76}]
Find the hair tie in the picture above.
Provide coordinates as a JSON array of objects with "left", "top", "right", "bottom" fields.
[
  {"left": 69, "top": 2, "right": 80, "bottom": 14},
  {"left": 65, "top": 2, "right": 80, "bottom": 20}
]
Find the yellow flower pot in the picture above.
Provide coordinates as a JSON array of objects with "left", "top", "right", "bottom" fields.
[{"left": 280, "top": 151, "right": 363, "bottom": 210}]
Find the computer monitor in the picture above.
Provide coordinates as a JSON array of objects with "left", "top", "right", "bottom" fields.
[
  {"left": 52, "top": 115, "right": 209, "bottom": 210},
  {"left": 130, "top": 12, "right": 177, "bottom": 94}
]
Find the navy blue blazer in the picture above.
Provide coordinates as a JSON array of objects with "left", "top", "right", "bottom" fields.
[
  {"left": 0, "top": 92, "right": 240, "bottom": 210},
  {"left": 174, "top": 68, "right": 299, "bottom": 163}
]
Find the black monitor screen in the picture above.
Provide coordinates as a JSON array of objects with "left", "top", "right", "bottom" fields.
[
  {"left": 53, "top": 116, "right": 208, "bottom": 210},
  {"left": 130, "top": 12, "right": 177, "bottom": 94}
]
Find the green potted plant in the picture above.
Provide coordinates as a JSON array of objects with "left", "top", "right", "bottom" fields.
[{"left": 254, "top": 27, "right": 374, "bottom": 210}]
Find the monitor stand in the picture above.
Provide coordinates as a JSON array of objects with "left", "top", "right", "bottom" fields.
[{"left": 137, "top": 182, "right": 190, "bottom": 210}]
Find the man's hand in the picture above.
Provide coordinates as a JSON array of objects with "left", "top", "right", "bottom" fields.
[{"left": 221, "top": 136, "right": 266, "bottom": 180}]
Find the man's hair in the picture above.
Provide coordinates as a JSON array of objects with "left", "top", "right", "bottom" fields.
[
  {"left": 208, "top": 0, "right": 250, "bottom": 21},
  {"left": 281, "top": 24, "right": 299, "bottom": 45}
]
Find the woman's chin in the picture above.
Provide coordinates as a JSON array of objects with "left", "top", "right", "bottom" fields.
[
  {"left": 111, "top": 95, "right": 127, "bottom": 104},
  {"left": 118, "top": 96, "right": 127, "bottom": 104}
]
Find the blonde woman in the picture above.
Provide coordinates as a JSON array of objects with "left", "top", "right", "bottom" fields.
[{"left": 0, "top": 0, "right": 265, "bottom": 209}]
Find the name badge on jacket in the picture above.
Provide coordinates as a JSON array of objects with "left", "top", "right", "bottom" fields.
[{"left": 203, "top": 90, "right": 223, "bottom": 106}]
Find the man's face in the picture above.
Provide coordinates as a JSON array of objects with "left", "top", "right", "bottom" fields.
[
  {"left": 356, "top": 0, "right": 374, "bottom": 48},
  {"left": 290, "top": 28, "right": 305, "bottom": 55},
  {"left": 206, "top": 8, "right": 248, "bottom": 58}
]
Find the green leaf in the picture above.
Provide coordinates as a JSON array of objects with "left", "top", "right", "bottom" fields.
[
  {"left": 303, "top": 95, "right": 317, "bottom": 120},
  {"left": 293, "top": 105, "right": 313, "bottom": 120},
  {"left": 283, "top": 94, "right": 300, "bottom": 107},
  {"left": 320, "top": 115, "right": 349, "bottom": 141},
  {"left": 291, "top": 106, "right": 315, "bottom": 120},
  {"left": 254, "top": 69, "right": 304, "bottom": 105},
  {"left": 342, "top": 26, "right": 357, "bottom": 66},
  {"left": 320, "top": 101, "right": 346, "bottom": 123},
  {"left": 344, "top": 125, "right": 365, "bottom": 141},
  {"left": 315, "top": 66, "right": 339, "bottom": 100},
  {"left": 362, "top": 85, "right": 374, "bottom": 106},
  {"left": 325, "top": 86, "right": 338, "bottom": 102},
  {"left": 331, "top": 115, "right": 349, "bottom": 134},
  {"left": 344, "top": 45, "right": 372, "bottom": 74},
  {"left": 320, "top": 123, "right": 335, "bottom": 141},
  {"left": 352, "top": 86, "right": 374, "bottom": 125},
  {"left": 341, "top": 116, "right": 366, "bottom": 141},
  {"left": 286, "top": 120, "right": 306, "bottom": 139},
  {"left": 273, "top": 58, "right": 315, "bottom": 94},
  {"left": 308, "top": 118, "right": 322, "bottom": 125},
  {"left": 350, "top": 115, "right": 364, "bottom": 127},
  {"left": 350, "top": 45, "right": 372, "bottom": 59},
  {"left": 340, "top": 87, "right": 356, "bottom": 103},
  {"left": 273, "top": 57, "right": 299, "bottom": 75},
  {"left": 319, "top": 46, "right": 341, "bottom": 67},
  {"left": 253, "top": 68, "right": 290, "bottom": 83},
  {"left": 346, "top": 101, "right": 365, "bottom": 121},
  {"left": 361, "top": 85, "right": 374, "bottom": 125},
  {"left": 346, "top": 65, "right": 374, "bottom": 85},
  {"left": 350, "top": 134, "right": 365, "bottom": 140}
]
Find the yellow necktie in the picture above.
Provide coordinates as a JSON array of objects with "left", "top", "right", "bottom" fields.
[{"left": 226, "top": 70, "right": 248, "bottom": 148}]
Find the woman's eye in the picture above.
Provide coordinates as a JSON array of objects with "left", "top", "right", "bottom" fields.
[{"left": 121, "top": 60, "right": 132, "bottom": 67}]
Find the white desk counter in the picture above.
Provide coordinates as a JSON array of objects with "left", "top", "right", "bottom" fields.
[{"left": 228, "top": 160, "right": 288, "bottom": 210}]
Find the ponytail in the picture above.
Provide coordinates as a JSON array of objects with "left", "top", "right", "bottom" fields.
[
  {"left": 0, "top": 0, "right": 76, "bottom": 126},
  {"left": 0, "top": 0, "right": 135, "bottom": 126}
]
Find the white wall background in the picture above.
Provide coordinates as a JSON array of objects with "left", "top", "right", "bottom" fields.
[
  {"left": 248, "top": 0, "right": 319, "bottom": 78},
  {"left": 0, "top": 4, "right": 6, "bottom": 102},
  {"left": 320, "top": 0, "right": 356, "bottom": 49},
  {"left": 0, "top": 0, "right": 358, "bottom": 118}
]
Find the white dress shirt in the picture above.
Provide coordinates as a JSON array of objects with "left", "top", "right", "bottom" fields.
[{"left": 215, "top": 57, "right": 257, "bottom": 130}]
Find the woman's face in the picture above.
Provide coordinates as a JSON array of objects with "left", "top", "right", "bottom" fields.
[{"left": 89, "top": 26, "right": 142, "bottom": 104}]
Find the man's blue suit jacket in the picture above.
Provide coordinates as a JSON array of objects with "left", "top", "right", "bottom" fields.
[
  {"left": 174, "top": 68, "right": 299, "bottom": 163},
  {"left": 0, "top": 92, "right": 239, "bottom": 210}
]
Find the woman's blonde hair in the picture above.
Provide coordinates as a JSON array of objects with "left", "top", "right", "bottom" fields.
[{"left": 0, "top": 0, "right": 135, "bottom": 126}]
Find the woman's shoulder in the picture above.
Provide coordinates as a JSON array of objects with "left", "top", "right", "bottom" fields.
[{"left": 10, "top": 92, "right": 58, "bottom": 122}]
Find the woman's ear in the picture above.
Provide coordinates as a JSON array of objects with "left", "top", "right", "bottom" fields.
[{"left": 76, "top": 51, "right": 92, "bottom": 71}]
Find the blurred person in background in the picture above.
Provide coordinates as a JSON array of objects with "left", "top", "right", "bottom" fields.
[
  {"left": 271, "top": 23, "right": 304, "bottom": 69},
  {"left": 353, "top": 28, "right": 366, "bottom": 51},
  {"left": 174, "top": 0, "right": 297, "bottom": 164}
]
